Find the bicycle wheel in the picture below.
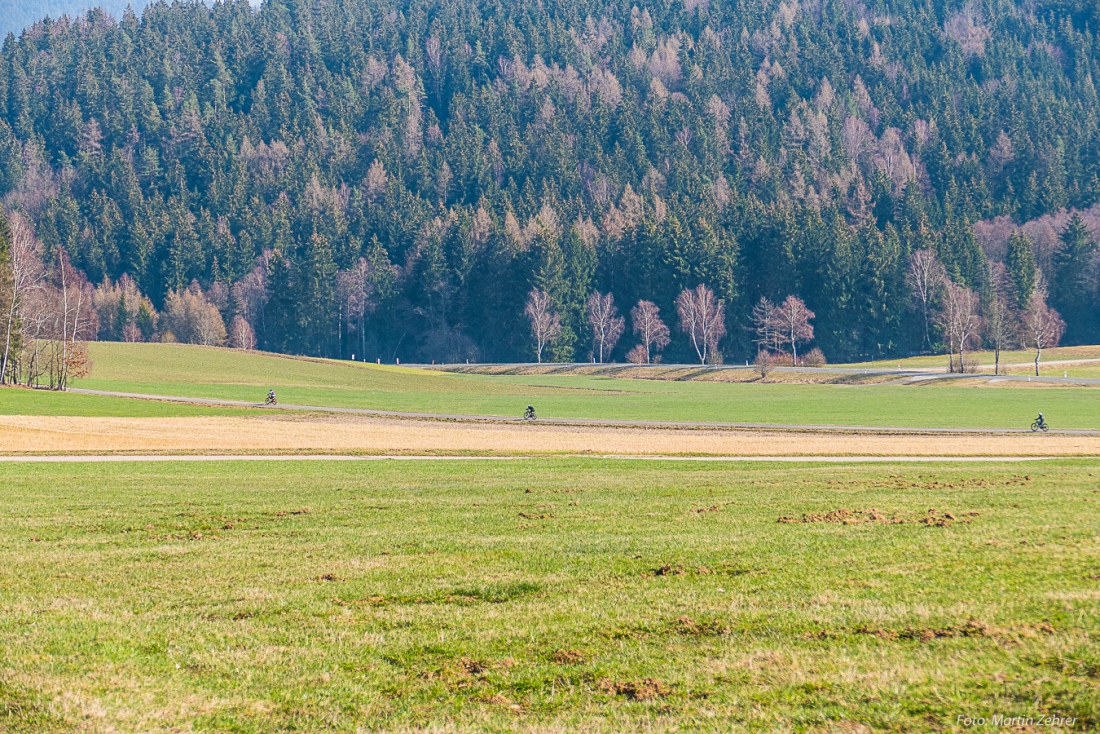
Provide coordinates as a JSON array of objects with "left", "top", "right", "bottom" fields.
[{"left": 1030, "top": 421, "right": 1040, "bottom": 432}]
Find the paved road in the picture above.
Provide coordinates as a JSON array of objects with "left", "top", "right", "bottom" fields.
[
  {"left": 0, "top": 454, "right": 1060, "bottom": 463},
  {"left": 66, "top": 388, "right": 1100, "bottom": 435}
]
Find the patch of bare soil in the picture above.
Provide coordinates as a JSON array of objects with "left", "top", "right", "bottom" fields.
[
  {"left": 674, "top": 616, "right": 732, "bottom": 636},
  {"left": 778, "top": 508, "right": 979, "bottom": 527},
  {"left": 802, "top": 621, "right": 1055, "bottom": 643},
  {"left": 459, "top": 658, "right": 492, "bottom": 676},
  {"left": 848, "top": 474, "right": 1032, "bottom": 490},
  {"left": 551, "top": 649, "right": 585, "bottom": 664},
  {"left": 598, "top": 677, "right": 669, "bottom": 700},
  {"left": 855, "top": 620, "right": 1055, "bottom": 643},
  {"left": 475, "top": 693, "right": 522, "bottom": 711}
]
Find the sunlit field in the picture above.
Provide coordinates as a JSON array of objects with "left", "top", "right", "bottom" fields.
[
  {"left": 1, "top": 459, "right": 1097, "bottom": 732},
  {"left": 57, "top": 342, "right": 1100, "bottom": 429}
]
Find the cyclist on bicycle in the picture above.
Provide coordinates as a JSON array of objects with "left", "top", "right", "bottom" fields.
[
  {"left": 267, "top": 389, "right": 277, "bottom": 405},
  {"left": 524, "top": 405, "right": 536, "bottom": 420}
]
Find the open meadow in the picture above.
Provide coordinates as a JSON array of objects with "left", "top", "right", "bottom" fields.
[
  {"left": 1, "top": 458, "right": 1098, "bottom": 733},
  {"left": 834, "top": 346, "right": 1100, "bottom": 374},
  {"left": 60, "top": 343, "right": 1100, "bottom": 430},
  {"left": 1, "top": 344, "right": 1099, "bottom": 732}
]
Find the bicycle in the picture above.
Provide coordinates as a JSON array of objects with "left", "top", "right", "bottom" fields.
[
  {"left": 265, "top": 394, "right": 278, "bottom": 406},
  {"left": 523, "top": 405, "right": 536, "bottom": 420},
  {"left": 1030, "top": 418, "right": 1048, "bottom": 433}
]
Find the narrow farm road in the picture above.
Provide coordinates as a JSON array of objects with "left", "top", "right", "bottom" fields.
[{"left": 0, "top": 454, "right": 1058, "bottom": 463}]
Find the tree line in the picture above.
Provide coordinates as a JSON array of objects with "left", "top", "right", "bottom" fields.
[{"left": 0, "top": 0, "right": 1098, "bottom": 368}]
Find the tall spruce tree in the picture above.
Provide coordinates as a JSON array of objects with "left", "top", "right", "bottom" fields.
[
  {"left": 1051, "top": 214, "right": 1098, "bottom": 344},
  {"left": 1005, "top": 230, "right": 1037, "bottom": 310}
]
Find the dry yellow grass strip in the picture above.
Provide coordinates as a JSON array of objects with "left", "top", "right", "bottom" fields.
[{"left": 1, "top": 415, "right": 1099, "bottom": 456}]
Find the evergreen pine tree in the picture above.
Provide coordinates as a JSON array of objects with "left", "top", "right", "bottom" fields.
[
  {"left": 1051, "top": 214, "right": 1097, "bottom": 343},
  {"left": 1004, "top": 230, "right": 1037, "bottom": 309}
]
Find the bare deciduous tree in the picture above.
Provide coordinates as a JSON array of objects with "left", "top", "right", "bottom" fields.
[
  {"left": 1021, "top": 288, "right": 1065, "bottom": 376},
  {"left": 230, "top": 251, "right": 271, "bottom": 341},
  {"left": 625, "top": 344, "right": 648, "bottom": 364},
  {"left": 774, "top": 295, "right": 815, "bottom": 365},
  {"left": 229, "top": 315, "right": 257, "bottom": 350},
  {"left": 91, "top": 273, "right": 157, "bottom": 343},
  {"left": 944, "top": 3, "right": 991, "bottom": 57},
  {"left": 1, "top": 212, "right": 46, "bottom": 383},
  {"left": 983, "top": 263, "right": 1016, "bottom": 376},
  {"left": 163, "top": 285, "right": 227, "bottom": 346},
  {"left": 936, "top": 280, "right": 982, "bottom": 373},
  {"left": 54, "top": 248, "right": 95, "bottom": 389},
  {"left": 586, "top": 292, "right": 624, "bottom": 363},
  {"left": 336, "top": 257, "right": 376, "bottom": 359},
  {"left": 907, "top": 249, "right": 947, "bottom": 352},
  {"left": 524, "top": 289, "right": 561, "bottom": 363},
  {"left": 754, "top": 349, "right": 776, "bottom": 380},
  {"left": 676, "top": 284, "right": 726, "bottom": 364},
  {"left": 630, "top": 300, "right": 670, "bottom": 364},
  {"left": 750, "top": 296, "right": 781, "bottom": 352},
  {"left": 7, "top": 247, "right": 97, "bottom": 390}
]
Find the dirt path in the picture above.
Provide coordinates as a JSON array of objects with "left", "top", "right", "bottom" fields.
[
  {"left": 3, "top": 414, "right": 1100, "bottom": 457},
  {"left": 0, "top": 454, "right": 1059, "bottom": 463},
  {"left": 65, "top": 388, "right": 1100, "bottom": 435}
]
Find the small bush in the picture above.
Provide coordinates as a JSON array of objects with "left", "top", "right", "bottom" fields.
[
  {"left": 755, "top": 350, "right": 776, "bottom": 380},
  {"left": 802, "top": 348, "right": 826, "bottom": 367}
]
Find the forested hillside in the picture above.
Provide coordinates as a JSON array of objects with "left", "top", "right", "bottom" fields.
[
  {"left": 1, "top": 1, "right": 154, "bottom": 39},
  {"left": 1, "top": 0, "right": 1099, "bottom": 366}
]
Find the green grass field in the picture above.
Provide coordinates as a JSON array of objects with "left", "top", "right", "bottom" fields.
[
  {"left": 836, "top": 345, "right": 1100, "bottom": 372},
  {"left": 58, "top": 342, "right": 1100, "bottom": 429},
  {"left": 1, "top": 458, "right": 1096, "bottom": 732},
  {"left": 0, "top": 386, "right": 253, "bottom": 417}
]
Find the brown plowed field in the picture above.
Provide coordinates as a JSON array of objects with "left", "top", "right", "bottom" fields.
[{"left": 1, "top": 414, "right": 1097, "bottom": 456}]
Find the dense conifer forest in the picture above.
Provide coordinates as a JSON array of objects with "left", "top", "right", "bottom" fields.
[
  {"left": 1, "top": 0, "right": 1099, "bottom": 366},
  {"left": 2, "top": 1, "right": 155, "bottom": 39}
]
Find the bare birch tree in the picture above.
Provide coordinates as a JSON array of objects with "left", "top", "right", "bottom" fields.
[
  {"left": 1021, "top": 287, "right": 1065, "bottom": 376},
  {"left": 630, "top": 300, "right": 670, "bottom": 364},
  {"left": 229, "top": 315, "right": 257, "bottom": 350},
  {"left": 936, "top": 280, "right": 981, "bottom": 373},
  {"left": 774, "top": 295, "right": 815, "bottom": 366},
  {"left": 586, "top": 291, "right": 624, "bottom": 363},
  {"left": 907, "top": 249, "right": 947, "bottom": 353},
  {"left": 54, "top": 248, "right": 95, "bottom": 389},
  {"left": 1, "top": 212, "right": 46, "bottom": 383},
  {"left": 524, "top": 289, "right": 561, "bottom": 363},
  {"left": 676, "top": 284, "right": 726, "bottom": 364}
]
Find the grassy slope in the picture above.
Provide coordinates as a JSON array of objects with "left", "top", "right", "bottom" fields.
[
  {"left": 66, "top": 342, "right": 1100, "bottom": 428},
  {"left": 835, "top": 344, "right": 1100, "bottom": 372},
  {"left": 0, "top": 459, "right": 1096, "bottom": 732},
  {"left": 0, "top": 385, "right": 253, "bottom": 417}
]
